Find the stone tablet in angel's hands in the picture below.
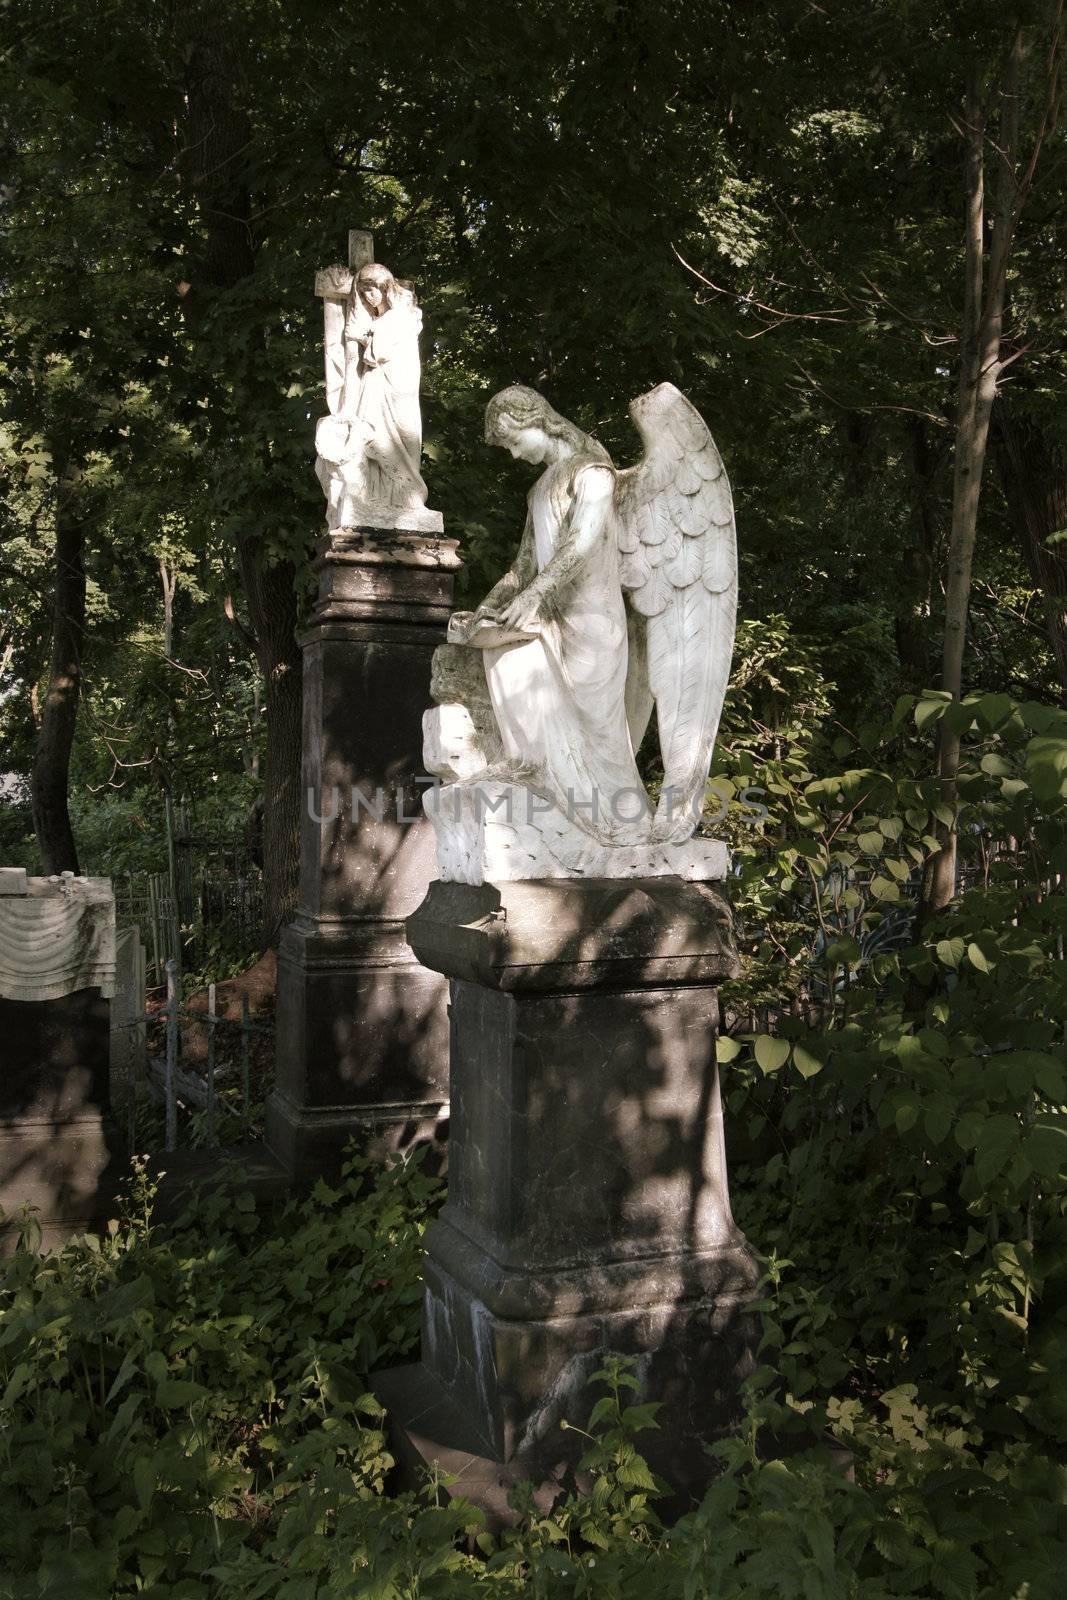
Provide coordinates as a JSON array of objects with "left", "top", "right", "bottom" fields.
[{"left": 446, "top": 609, "right": 536, "bottom": 649}]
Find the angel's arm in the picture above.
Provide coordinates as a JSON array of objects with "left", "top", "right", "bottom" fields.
[
  {"left": 475, "top": 510, "right": 537, "bottom": 617},
  {"left": 498, "top": 466, "right": 613, "bottom": 628}
]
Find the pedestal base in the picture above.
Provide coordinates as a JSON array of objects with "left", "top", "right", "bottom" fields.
[
  {"left": 0, "top": 988, "right": 123, "bottom": 1251},
  {"left": 389, "top": 876, "right": 760, "bottom": 1511},
  {"left": 268, "top": 524, "right": 460, "bottom": 1181},
  {"left": 267, "top": 913, "right": 449, "bottom": 1177}
]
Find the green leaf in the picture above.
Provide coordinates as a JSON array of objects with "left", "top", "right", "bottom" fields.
[
  {"left": 892, "top": 694, "right": 917, "bottom": 728},
  {"left": 793, "top": 1045, "right": 823, "bottom": 1079},
  {"left": 895, "top": 1098, "right": 920, "bottom": 1133},
  {"left": 716, "top": 1035, "right": 741, "bottom": 1062},
  {"left": 974, "top": 1114, "right": 1019, "bottom": 1185},
  {"left": 955, "top": 1112, "right": 985, "bottom": 1150},
  {"left": 1026, "top": 734, "right": 1067, "bottom": 801},
  {"left": 155, "top": 1379, "right": 207, "bottom": 1408},
  {"left": 1023, "top": 1123, "right": 1067, "bottom": 1180},
  {"left": 134, "top": 1454, "right": 155, "bottom": 1512},
  {"left": 754, "top": 1035, "right": 790, "bottom": 1074},
  {"left": 936, "top": 937, "right": 964, "bottom": 969},
  {"left": 1, "top": 1363, "right": 31, "bottom": 1409},
  {"left": 967, "top": 942, "right": 995, "bottom": 973},
  {"left": 923, "top": 1095, "right": 953, "bottom": 1145},
  {"left": 915, "top": 692, "right": 951, "bottom": 732},
  {"left": 975, "top": 693, "right": 1014, "bottom": 731}
]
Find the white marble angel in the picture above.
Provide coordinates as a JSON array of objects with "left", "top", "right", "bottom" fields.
[
  {"left": 315, "top": 261, "right": 429, "bottom": 523},
  {"left": 426, "top": 383, "right": 736, "bottom": 878}
]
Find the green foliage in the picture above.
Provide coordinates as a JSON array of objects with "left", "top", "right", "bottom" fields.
[
  {"left": 4, "top": 1145, "right": 1067, "bottom": 1596},
  {"left": 0, "top": 1153, "right": 439, "bottom": 1596}
]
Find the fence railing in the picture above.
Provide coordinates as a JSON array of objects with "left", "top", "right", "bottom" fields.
[
  {"left": 114, "top": 958, "right": 273, "bottom": 1153},
  {"left": 114, "top": 867, "right": 263, "bottom": 985}
]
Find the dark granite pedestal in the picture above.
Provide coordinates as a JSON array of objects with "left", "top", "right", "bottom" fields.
[
  {"left": 266, "top": 524, "right": 461, "bottom": 1178},
  {"left": 0, "top": 988, "right": 122, "bottom": 1251},
  {"left": 375, "top": 877, "right": 760, "bottom": 1524}
]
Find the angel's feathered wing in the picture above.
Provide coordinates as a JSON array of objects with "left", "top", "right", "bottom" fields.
[{"left": 614, "top": 383, "right": 737, "bottom": 843}]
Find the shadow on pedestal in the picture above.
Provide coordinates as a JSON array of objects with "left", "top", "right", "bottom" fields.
[
  {"left": 267, "top": 524, "right": 460, "bottom": 1179},
  {"left": 0, "top": 988, "right": 123, "bottom": 1252},
  {"left": 374, "top": 877, "right": 761, "bottom": 1525}
]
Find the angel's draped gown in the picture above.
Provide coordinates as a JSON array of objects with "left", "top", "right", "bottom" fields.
[
  {"left": 483, "top": 458, "right": 651, "bottom": 843},
  {"left": 347, "top": 300, "right": 428, "bottom": 510}
]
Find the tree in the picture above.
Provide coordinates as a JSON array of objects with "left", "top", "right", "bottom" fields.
[{"left": 925, "top": 14, "right": 1063, "bottom": 912}]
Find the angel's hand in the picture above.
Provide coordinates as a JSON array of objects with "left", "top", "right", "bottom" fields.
[{"left": 498, "top": 587, "right": 545, "bottom": 633}]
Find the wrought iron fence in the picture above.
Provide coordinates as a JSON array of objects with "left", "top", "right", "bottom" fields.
[{"left": 114, "top": 959, "right": 274, "bottom": 1153}]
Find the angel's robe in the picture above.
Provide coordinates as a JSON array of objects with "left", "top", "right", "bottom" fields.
[
  {"left": 484, "top": 458, "right": 651, "bottom": 843},
  {"left": 342, "top": 300, "right": 428, "bottom": 510}
]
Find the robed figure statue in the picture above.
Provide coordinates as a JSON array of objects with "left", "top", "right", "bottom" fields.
[
  {"left": 315, "top": 261, "right": 429, "bottom": 524},
  {"left": 433, "top": 383, "right": 737, "bottom": 866}
]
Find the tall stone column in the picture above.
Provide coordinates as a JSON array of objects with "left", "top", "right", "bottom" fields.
[
  {"left": 265, "top": 517, "right": 461, "bottom": 1175},
  {"left": 267, "top": 230, "right": 460, "bottom": 1177}
]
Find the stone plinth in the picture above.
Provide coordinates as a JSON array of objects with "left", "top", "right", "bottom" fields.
[
  {"left": 375, "top": 877, "right": 759, "bottom": 1519},
  {"left": 266, "top": 525, "right": 461, "bottom": 1178},
  {"left": 424, "top": 774, "right": 730, "bottom": 884},
  {"left": 0, "top": 876, "right": 121, "bottom": 1250}
]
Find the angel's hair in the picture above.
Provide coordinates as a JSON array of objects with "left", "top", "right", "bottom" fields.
[
  {"left": 356, "top": 262, "right": 395, "bottom": 295},
  {"left": 484, "top": 386, "right": 611, "bottom": 464}
]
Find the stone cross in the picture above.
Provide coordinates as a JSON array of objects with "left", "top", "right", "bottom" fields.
[{"left": 314, "top": 229, "right": 375, "bottom": 416}]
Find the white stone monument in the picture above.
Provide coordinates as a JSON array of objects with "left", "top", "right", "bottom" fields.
[
  {"left": 378, "top": 382, "right": 757, "bottom": 1520},
  {"left": 313, "top": 230, "right": 442, "bottom": 533},
  {"left": 423, "top": 382, "right": 736, "bottom": 881},
  {"left": 267, "top": 232, "right": 459, "bottom": 1178}
]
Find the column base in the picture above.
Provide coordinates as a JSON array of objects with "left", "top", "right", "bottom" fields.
[
  {"left": 265, "top": 1090, "right": 448, "bottom": 1176},
  {"left": 268, "top": 914, "right": 449, "bottom": 1180}
]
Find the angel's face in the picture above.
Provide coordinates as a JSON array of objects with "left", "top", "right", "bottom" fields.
[{"left": 501, "top": 423, "right": 550, "bottom": 465}]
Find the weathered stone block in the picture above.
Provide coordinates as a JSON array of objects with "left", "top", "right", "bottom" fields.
[
  {"left": 267, "top": 526, "right": 460, "bottom": 1178},
  {"left": 377, "top": 876, "right": 759, "bottom": 1516}
]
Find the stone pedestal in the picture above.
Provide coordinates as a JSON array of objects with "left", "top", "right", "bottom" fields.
[
  {"left": 0, "top": 875, "right": 121, "bottom": 1250},
  {"left": 266, "top": 523, "right": 461, "bottom": 1177},
  {"left": 375, "top": 877, "right": 759, "bottom": 1520},
  {"left": 0, "top": 990, "right": 122, "bottom": 1251}
]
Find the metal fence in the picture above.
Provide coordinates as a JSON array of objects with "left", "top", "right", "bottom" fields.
[
  {"left": 113, "top": 866, "right": 263, "bottom": 984},
  {"left": 114, "top": 958, "right": 274, "bottom": 1153}
]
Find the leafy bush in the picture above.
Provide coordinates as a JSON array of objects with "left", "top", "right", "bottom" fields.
[{"left": 4, "top": 690, "right": 1067, "bottom": 1596}]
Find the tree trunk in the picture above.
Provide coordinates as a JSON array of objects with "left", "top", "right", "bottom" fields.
[
  {"left": 924, "top": 44, "right": 1023, "bottom": 915},
  {"left": 241, "top": 548, "right": 303, "bottom": 944},
  {"left": 31, "top": 453, "right": 86, "bottom": 874},
  {"left": 895, "top": 416, "right": 941, "bottom": 680},
  {"left": 179, "top": 31, "right": 305, "bottom": 948},
  {"left": 996, "top": 412, "right": 1067, "bottom": 691}
]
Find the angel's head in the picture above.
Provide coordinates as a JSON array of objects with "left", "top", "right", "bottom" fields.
[
  {"left": 355, "top": 262, "right": 395, "bottom": 315},
  {"left": 485, "top": 386, "right": 610, "bottom": 467}
]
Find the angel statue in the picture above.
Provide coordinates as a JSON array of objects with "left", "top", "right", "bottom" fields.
[
  {"left": 425, "top": 382, "right": 736, "bottom": 877},
  {"left": 314, "top": 260, "right": 429, "bottom": 524}
]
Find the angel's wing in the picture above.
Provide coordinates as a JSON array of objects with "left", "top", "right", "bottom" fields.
[{"left": 614, "top": 383, "right": 737, "bottom": 843}]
